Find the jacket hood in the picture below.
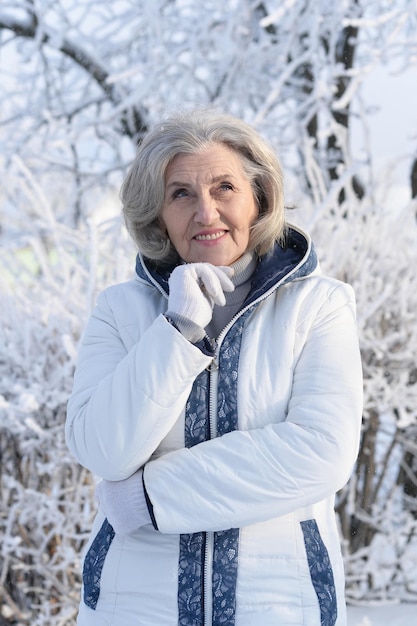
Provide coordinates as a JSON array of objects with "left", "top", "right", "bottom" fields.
[{"left": 135, "top": 224, "right": 318, "bottom": 305}]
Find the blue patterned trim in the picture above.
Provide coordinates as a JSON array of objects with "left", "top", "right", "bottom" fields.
[
  {"left": 184, "top": 369, "right": 210, "bottom": 446},
  {"left": 82, "top": 518, "right": 115, "bottom": 610},
  {"left": 212, "top": 529, "right": 239, "bottom": 624},
  {"left": 178, "top": 533, "right": 206, "bottom": 626},
  {"left": 178, "top": 369, "right": 209, "bottom": 626},
  {"left": 301, "top": 519, "right": 337, "bottom": 626}
]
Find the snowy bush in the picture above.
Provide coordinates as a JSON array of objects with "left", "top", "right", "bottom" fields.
[{"left": 0, "top": 161, "right": 134, "bottom": 624}]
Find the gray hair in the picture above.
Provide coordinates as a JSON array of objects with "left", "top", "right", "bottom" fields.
[{"left": 121, "top": 109, "right": 286, "bottom": 266}]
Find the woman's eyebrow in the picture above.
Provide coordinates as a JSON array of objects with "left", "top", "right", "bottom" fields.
[
  {"left": 167, "top": 173, "right": 236, "bottom": 187},
  {"left": 211, "top": 174, "right": 237, "bottom": 183},
  {"left": 166, "top": 174, "right": 236, "bottom": 188},
  {"left": 165, "top": 180, "right": 192, "bottom": 190}
]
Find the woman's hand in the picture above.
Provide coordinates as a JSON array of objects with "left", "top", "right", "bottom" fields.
[
  {"left": 95, "top": 469, "right": 151, "bottom": 535},
  {"left": 167, "top": 263, "right": 234, "bottom": 329}
]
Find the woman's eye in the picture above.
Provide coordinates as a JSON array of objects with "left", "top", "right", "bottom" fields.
[
  {"left": 219, "top": 182, "right": 233, "bottom": 191},
  {"left": 172, "top": 188, "right": 189, "bottom": 199}
]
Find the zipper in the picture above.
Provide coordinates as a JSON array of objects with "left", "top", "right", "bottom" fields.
[
  {"left": 203, "top": 354, "right": 219, "bottom": 626},
  {"left": 203, "top": 531, "right": 214, "bottom": 626},
  {"left": 208, "top": 352, "right": 220, "bottom": 441}
]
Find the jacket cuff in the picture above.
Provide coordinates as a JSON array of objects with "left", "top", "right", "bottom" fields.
[
  {"left": 164, "top": 311, "right": 206, "bottom": 342},
  {"left": 142, "top": 469, "right": 158, "bottom": 531},
  {"left": 164, "top": 314, "right": 215, "bottom": 357}
]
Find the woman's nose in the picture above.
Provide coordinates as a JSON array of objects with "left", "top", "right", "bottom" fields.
[{"left": 194, "top": 192, "right": 219, "bottom": 224}]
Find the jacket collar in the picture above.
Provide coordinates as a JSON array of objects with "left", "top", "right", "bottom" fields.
[
  {"left": 244, "top": 224, "right": 317, "bottom": 306},
  {"left": 135, "top": 224, "right": 318, "bottom": 303}
]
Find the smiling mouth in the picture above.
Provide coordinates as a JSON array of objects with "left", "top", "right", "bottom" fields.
[{"left": 194, "top": 231, "right": 226, "bottom": 241}]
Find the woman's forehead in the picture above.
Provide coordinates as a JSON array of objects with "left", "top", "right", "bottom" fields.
[{"left": 165, "top": 143, "right": 246, "bottom": 182}]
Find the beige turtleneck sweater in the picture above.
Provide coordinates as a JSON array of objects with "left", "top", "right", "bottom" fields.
[{"left": 205, "top": 251, "right": 257, "bottom": 340}]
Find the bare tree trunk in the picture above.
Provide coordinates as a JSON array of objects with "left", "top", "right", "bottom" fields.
[
  {"left": 349, "top": 410, "right": 379, "bottom": 552},
  {"left": 327, "top": 22, "right": 365, "bottom": 203},
  {"left": 411, "top": 158, "right": 417, "bottom": 200},
  {"left": 295, "top": 4, "right": 364, "bottom": 204}
]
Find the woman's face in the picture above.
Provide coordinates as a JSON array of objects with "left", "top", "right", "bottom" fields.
[{"left": 160, "top": 143, "right": 259, "bottom": 266}]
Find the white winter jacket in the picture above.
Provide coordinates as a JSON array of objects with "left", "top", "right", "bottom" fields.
[{"left": 66, "top": 225, "right": 363, "bottom": 626}]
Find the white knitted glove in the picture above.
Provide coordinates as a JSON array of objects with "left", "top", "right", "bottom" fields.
[
  {"left": 167, "top": 263, "right": 235, "bottom": 329},
  {"left": 95, "top": 469, "right": 151, "bottom": 535}
]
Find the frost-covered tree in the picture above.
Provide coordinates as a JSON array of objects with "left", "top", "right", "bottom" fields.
[
  {"left": 1, "top": 1, "right": 417, "bottom": 622},
  {"left": 1, "top": 0, "right": 415, "bottom": 219}
]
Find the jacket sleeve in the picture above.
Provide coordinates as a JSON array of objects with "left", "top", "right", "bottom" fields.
[
  {"left": 65, "top": 289, "right": 212, "bottom": 480},
  {"left": 143, "top": 281, "right": 363, "bottom": 533}
]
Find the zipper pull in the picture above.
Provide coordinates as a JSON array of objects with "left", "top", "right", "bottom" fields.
[
  {"left": 208, "top": 337, "right": 217, "bottom": 351},
  {"left": 205, "top": 336, "right": 218, "bottom": 371}
]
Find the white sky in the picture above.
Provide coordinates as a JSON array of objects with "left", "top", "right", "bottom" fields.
[{"left": 352, "top": 63, "right": 417, "bottom": 189}]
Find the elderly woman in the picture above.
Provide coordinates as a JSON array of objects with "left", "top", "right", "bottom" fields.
[{"left": 66, "top": 110, "right": 363, "bottom": 626}]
